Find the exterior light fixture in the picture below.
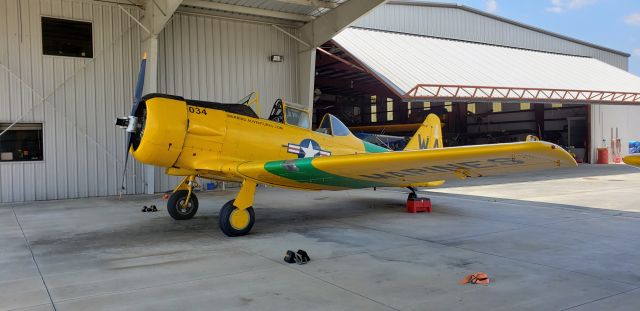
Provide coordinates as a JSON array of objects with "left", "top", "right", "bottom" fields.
[{"left": 270, "top": 55, "right": 284, "bottom": 62}]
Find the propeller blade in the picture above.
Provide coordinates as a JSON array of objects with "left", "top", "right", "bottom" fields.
[
  {"left": 120, "top": 133, "right": 132, "bottom": 192},
  {"left": 120, "top": 53, "right": 147, "bottom": 194},
  {"left": 131, "top": 53, "right": 147, "bottom": 115}
]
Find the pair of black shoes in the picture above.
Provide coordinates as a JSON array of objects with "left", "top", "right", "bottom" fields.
[
  {"left": 141, "top": 205, "right": 157, "bottom": 212},
  {"left": 284, "top": 249, "right": 310, "bottom": 265}
]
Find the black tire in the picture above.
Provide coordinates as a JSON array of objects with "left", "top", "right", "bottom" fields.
[
  {"left": 218, "top": 199, "right": 255, "bottom": 237},
  {"left": 167, "top": 190, "right": 199, "bottom": 220}
]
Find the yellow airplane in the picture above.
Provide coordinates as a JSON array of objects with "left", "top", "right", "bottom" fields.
[
  {"left": 623, "top": 154, "right": 640, "bottom": 167},
  {"left": 116, "top": 58, "right": 576, "bottom": 236}
]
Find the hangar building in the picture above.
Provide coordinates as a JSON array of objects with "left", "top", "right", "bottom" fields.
[{"left": 1, "top": 0, "right": 639, "bottom": 203}]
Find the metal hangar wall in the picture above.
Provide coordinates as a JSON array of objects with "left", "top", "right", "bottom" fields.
[{"left": 0, "top": 0, "right": 385, "bottom": 203}]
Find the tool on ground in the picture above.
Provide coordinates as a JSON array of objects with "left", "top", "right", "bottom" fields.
[{"left": 459, "top": 272, "right": 490, "bottom": 285}]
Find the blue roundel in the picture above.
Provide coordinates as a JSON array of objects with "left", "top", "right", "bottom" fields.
[
  {"left": 298, "top": 139, "right": 320, "bottom": 158},
  {"left": 287, "top": 139, "right": 331, "bottom": 158}
]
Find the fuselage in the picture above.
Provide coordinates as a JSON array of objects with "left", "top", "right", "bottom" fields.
[{"left": 130, "top": 94, "right": 387, "bottom": 182}]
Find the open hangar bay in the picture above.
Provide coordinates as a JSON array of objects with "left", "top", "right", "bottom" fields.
[{"left": 3, "top": 0, "right": 640, "bottom": 310}]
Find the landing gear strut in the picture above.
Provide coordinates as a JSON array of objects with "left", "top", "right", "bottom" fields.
[
  {"left": 218, "top": 180, "right": 257, "bottom": 237},
  {"left": 407, "top": 186, "right": 418, "bottom": 200},
  {"left": 167, "top": 176, "right": 199, "bottom": 220}
]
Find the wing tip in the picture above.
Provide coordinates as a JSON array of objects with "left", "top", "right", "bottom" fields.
[{"left": 535, "top": 141, "right": 578, "bottom": 168}]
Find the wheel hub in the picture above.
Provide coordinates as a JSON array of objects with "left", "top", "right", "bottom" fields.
[
  {"left": 177, "top": 199, "right": 192, "bottom": 214},
  {"left": 229, "top": 208, "right": 250, "bottom": 230}
]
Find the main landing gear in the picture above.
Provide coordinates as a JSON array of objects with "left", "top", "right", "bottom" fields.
[
  {"left": 167, "top": 176, "right": 257, "bottom": 237},
  {"left": 218, "top": 180, "right": 256, "bottom": 237}
]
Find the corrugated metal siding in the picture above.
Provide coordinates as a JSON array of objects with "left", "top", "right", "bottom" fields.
[
  {"left": 0, "top": 0, "right": 146, "bottom": 203},
  {"left": 154, "top": 12, "right": 300, "bottom": 192},
  {"left": 354, "top": 4, "right": 628, "bottom": 69}
]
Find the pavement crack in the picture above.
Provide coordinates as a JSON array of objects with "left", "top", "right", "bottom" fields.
[
  {"left": 559, "top": 286, "right": 640, "bottom": 310},
  {"left": 11, "top": 206, "right": 58, "bottom": 311}
]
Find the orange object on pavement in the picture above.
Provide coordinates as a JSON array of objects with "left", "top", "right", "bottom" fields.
[{"left": 459, "top": 272, "right": 490, "bottom": 285}]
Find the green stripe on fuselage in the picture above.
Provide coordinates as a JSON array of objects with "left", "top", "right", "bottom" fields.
[
  {"left": 363, "top": 140, "right": 389, "bottom": 153},
  {"left": 264, "top": 157, "right": 392, "bottom": 189}
]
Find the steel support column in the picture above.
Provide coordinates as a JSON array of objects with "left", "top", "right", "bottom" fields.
[
  {"left": 140, "top": 0, "right": 182, "bottom": 194},
  {"left": 296, "top": 0, "right": 386, "bottom": 119}
]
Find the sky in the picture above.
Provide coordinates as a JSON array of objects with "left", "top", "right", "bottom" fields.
[{"left": 448, "top": 0, "right": 640, "bottom": 75}]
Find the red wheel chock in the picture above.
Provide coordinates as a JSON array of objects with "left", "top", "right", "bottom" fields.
[{"left": 406, "top": 197, "right": 431, "bottom": 213}]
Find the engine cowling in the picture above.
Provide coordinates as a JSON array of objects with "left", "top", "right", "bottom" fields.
[{"left": 131, "top": 95, "right": 188, "bottom": 167}]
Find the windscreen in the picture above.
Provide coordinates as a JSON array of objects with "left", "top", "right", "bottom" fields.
[{"left": 286, "top": 107, "right": 310, "bottom": 129}]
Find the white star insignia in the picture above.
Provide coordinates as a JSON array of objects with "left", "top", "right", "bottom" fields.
[{"left": 300, "top": 141, "right": 319, "bottom": 158}]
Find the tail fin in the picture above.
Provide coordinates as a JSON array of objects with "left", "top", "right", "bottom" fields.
[{"left": 404, "top": 113, "right": 443, "bottom": 151}]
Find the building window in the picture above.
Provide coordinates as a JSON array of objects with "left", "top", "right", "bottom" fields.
[
  {"left": 0, "top": 123, "right": 44, "bottom": 162},
  {"left": 468, "top": 103, "right": 476, "bottom": 114},
  {"left": 370, "top": 96, "right": 377, "bottom": 123},
  {"left": 42, "top": 17, "right": 93, "bottom": 58},
  {"left": 492, "top": 102, "right": 502, "bottom": 112},
  {"left": 423, "top": 102, "right": 431, "bottom": 110},
  {"left": 552, "top": 103, "right": 563, "bottom": 108},
  {"left": 521, "top": 103, "right": 531, "bottom": 110},
  {"left": 386, "top": 98, "right": 394, "bottom": 121},
  {"left": 445, "top": 102, "right": 452, "bottom": 112}
]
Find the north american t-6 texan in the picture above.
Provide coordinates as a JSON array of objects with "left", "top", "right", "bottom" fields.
[{"left": 116, "top": 56, "right": 577, "bottom": 237}]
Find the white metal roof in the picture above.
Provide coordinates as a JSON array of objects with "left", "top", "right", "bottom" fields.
[{"left": 333, "top": 27, "right": 640, "bottom": 104}]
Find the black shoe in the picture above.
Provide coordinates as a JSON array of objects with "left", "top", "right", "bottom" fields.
[{"left": 284, "top": 250, "right": 296, "bottom": 264}]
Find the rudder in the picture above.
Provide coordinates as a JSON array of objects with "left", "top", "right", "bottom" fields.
[{"left": 404, "top": 113, "right": 442, "bottom": 151}]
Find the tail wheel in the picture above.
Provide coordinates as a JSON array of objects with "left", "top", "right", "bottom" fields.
[
  {"left": 167, "top": 190, "right": 199, "bottom": 220},
  {"left": 219, "top": 199, "right": 255, "bottom": 237}
]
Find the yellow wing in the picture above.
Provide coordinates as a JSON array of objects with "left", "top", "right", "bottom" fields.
[
  {"left": 234, "top": 141, "right": 577, "bottom": 190},
  {"left": 623, "top": 154, "right": 640, "bottom": 167}
]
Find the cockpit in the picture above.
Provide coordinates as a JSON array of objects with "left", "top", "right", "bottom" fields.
[
  {"left": 237, "top": 92, "right": 351, "bottom": 136},
  {"left": 267, "top": 98, "right": 310, "bottom": 129},
  {"left": 315, "top": 114, "right": 351, "bottom": 136}
]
